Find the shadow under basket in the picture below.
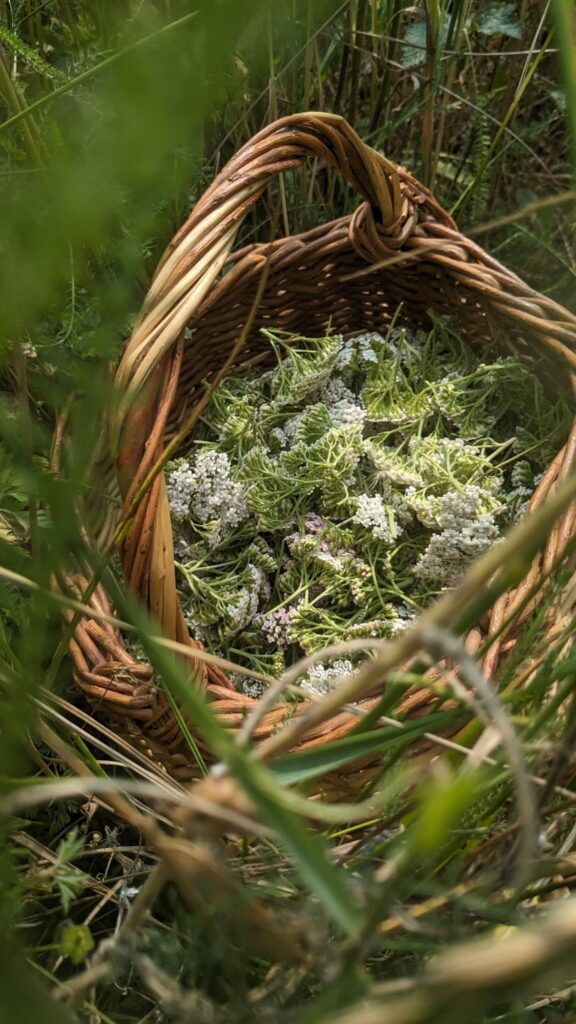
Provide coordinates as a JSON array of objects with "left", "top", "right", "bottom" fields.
[{"left": 65, "top": 112, "right": 576, "bottom": 787}]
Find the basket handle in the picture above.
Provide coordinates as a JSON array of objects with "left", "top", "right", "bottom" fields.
[{"left": 112, "top": 112, "right": 447, "bottom": 451}]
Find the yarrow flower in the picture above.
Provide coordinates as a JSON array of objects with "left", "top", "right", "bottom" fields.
[
  {"left": 230, "top": 673, "right": 266, "bottom": 700},
  {"left": 226, "top": 564, "right": 265, "bottom": 633},
  {"left": 329, "top": 399, "right": 366, "bottom": 430},
  {"left": 315, "top": 548, "right": 345, "bottom": 571},
  {"left": 283, "top": 412, "right": 306, "bottom": 444},
  {"left": 226, "top": 588, "right": 258, "bottom": 631},
  {"left": 415, "top": 485, "right": 500, "bottom": 585},
  {"left": 173, "top": 534, "right": 190, "bottom": 560},
  {"left": 183, "top": 608, "right": 206, "bottom": 642},
  {"left": 352, "top": 492, "right": 405, "bottom": 544},
  {"left": 167, "top": 450, "right": 248, "bottom": 544},
  {"left": 271, "top": 426, "right": 289, "bottom": 449},
  {"left": 260, "top": 604, "right": 299, "bottom": 649},
  {"left": 335, "top": 332, "right": 386, "bottom": 368},
  {"left": 300, "top": 658, "right": 356, "bottom": 695},
  {"left": 304, "top": 513, "right": 326, "bottom": 533},
  {"left": 322, "top": 378, "right": 356, "bottom": 406},
  {"left": 166, "top": 462, "right": 196, "bottom": 521},
  {"left": 191, "top": 451, "right": 247, "bottom": 526}
]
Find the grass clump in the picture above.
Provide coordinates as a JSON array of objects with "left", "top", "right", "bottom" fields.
[{"left": 166, "top": 320, "right": 569, "bottom": 688}]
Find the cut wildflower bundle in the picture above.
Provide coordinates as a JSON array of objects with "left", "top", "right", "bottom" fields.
[{"left": 166, "top": 321, "right": 569, "bottom": 694}]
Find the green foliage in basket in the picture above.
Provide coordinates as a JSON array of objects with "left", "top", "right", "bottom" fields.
[{"left": 166, "top": 320, "right": 569, "bottom": 691}]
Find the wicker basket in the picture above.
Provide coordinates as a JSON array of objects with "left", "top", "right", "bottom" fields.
[{"left": 67, "top": 112, "right": 576, "bottom": 780}]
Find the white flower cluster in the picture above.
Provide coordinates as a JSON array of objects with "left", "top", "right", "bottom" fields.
[
  {"left": 356, "top": 326, "right": 424, "bottom": 368},
  {"left": 226, "top": 589, "right": 258, "bottom": 632},
  {"left": 173, "top": 534, "right": 190, "bottom": 560},
  {"left": 183, "top": 608, "right": 206, "bottom": 642},
  {"left": 167, "top": 450, "right": 248, "bottom": 543},
  {"left": 415, "top": 485, "right": 500, "bottom": 585},
  {"left": 315, "top": 549, "right": 345, "bottom": 571},
  {"left": 230, "top": 673, "right": 266, "bottom": 700},
  {"left": 226, "top": 564, "right": 265, "bottom": 633},
  {"left": 191, "top": 451, "right": 247, "bottom": 526},
  {"left": 352, "top": 491, "right": 409, "bottom": 544},
  {"left": 329, "top": 398, "right": 366, "bottom": 430},
  {"left": 300, "top": 658, "right": 356, "bottom": 695},
  {"left": 335, "top": 332, "right": 386, "bottom": 368},
  {"left": 283, "top": 412, "right": 306, "bottom": 444},
  {"left": 322, "top": 378, "right": 356, "bottom": 406},
  {"left": 166, "top": 461, "right": 196, "bottom": 520}
]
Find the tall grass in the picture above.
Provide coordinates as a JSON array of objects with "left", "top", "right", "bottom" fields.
[{"left": 0, "top": 2, "right": 576, "bottom": 1022}]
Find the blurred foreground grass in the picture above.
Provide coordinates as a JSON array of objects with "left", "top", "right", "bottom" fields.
[{"left": 1, "top": 1, "right": 576, "bottom": 1022}]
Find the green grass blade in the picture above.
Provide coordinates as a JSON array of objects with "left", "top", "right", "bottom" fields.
[
  {"left": 228, "top": 753, "right": 363, "bottom": 936},
  {"left": 271, "top": 709, "right": 467, "bottom": 784},
  {"left": 552, "top": 0, "right": 576, "bottom": 176}
]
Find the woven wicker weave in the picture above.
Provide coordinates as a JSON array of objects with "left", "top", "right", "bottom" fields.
[{"left": 68, "top": 112, "right": 576, "bottom": 779}]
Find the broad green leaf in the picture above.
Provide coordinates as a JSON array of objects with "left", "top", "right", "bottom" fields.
[
  {"left": 401, "top": 18, "right": 449, "bottom": 69},
  {"left": 401, "top": 20, "right": 426, "bottom": 69},
  {"left": 475, "top": 2, "right": 522, "bottom": 39}
]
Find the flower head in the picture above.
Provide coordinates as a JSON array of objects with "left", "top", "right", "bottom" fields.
[
  {"left": 352, "top": 493, "right": 404, "bottom": 544},
  {"left": 329, "top": 399, "right": 366, "bottom": 430},
  {"left": 300, "top": 658, "right": 356, "bottom": 695},
  {"left": 260, "top": 604, "right": 299, "bottom": 649},
  {"left": 415, "top": 485, "right": 500, "bottom": 585},
  {"left": 166, "top": 461, "right": 196, "bottom": 521},
  {"left": 232, "top": 565, "right": 265, "bottom": 629},
  {"left": 168, "top": 450, "right": 248, "bottom": 544}
]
